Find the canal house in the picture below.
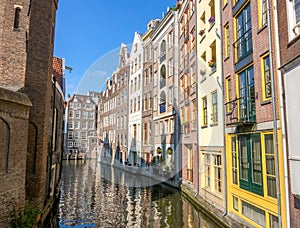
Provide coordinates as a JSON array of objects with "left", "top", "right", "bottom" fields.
[{"left": 222, "top": 0, "right": 287, "bottom": 227}]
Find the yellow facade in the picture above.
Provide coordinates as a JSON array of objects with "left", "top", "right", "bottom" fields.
[{"left": 226, "top": 129, "right": 286, "bottom": 227}]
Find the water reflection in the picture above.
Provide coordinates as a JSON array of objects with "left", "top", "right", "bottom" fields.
[{"left": 55, "top": 160, "right": 220, "bottom": 227}]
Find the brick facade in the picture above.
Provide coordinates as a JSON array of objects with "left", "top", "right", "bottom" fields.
[{"left": 0, "top": 88, "right": 31, "bottom": 227}]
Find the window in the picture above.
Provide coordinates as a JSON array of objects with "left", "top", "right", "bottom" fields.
[
  {"left": 192, "top": 100, "right": 196, "bottom": 129},
  {"left": 88, "top": 121, "right": 94, "bottom": 129},
  {"left": 143, "top": 123, "right": 148, "bottom": 145},
  {"left": 81, "top": 132, "right": 87, "bottom": 140},
  {"left": 168, "top": 87, "right": 173, "bottom": 104},
  {"left": 68, "top": 121, "right": 74, "bottom": 129},
  {"left": 265, "top": 134, "right": 277, "bottom": 198},
  {"left": 259, "top": 0, "right": 267, "bottom": 27},
  {"left": 242, "top": 201, "right": 266, "bottom": 227},
  {"left": 269, "top": 214, "right": 279, "bottom": 228},
  {"left": 168, "top": 31, "right": 173, "bottom": 48},
  {"left": 14, "top": 6, "right": 21, "bottom": 29},
  {"left": 233, "top": 197, "right": 239, "bottom": 211},
  {"left": 238, "top": 66, "right": 256, "bottom": 122},
  {"left": 169, "top": 58, "right": 173, "bottom": 76},
  {"left": 159, "top": 91, "right": 166, "bottom": 113},
  {"left": 160, "top": 40, "right": 166, "bottom": 62},
  {"left": 211, "top": 91, "right": 218, "bottom": 124},
  {"left": 69, "top": 111, "right": 74, "bottom": 118},
  {"left": 68, "top": 142, "right": 73, "bottom": 148},
  {"left": 262, "top": 54, "right": 271, "bottom": 100},
  {"left": 154, "top": 95, "right": 157, "bottom": 111},
  {"left": 234, "top": 3, "right": 252, "bottom": 62},
  {"left": 204, "top": 154, "right": 210, "bottom": 188},
  {"left": 165, "top": 120, "right": 169, "bottom": 134},
  {"left": 82, "top": 111, "right": 88, "bottom": 119},
  {"left": 188, "top": 147, "right": 193, "bottom": 182},
  {"left": 209, "top": 41, "right": 216, "bottom": 72},
  {"left": 89, "top": 112, "right": 94, "bottom": 119},
  {"left": 68, "top": 131, "right": 73, "bottom": 140},
  {"left": 75, "top": 111, "right": 80, "bottom": 119},
  {"left": 214, "top": 155, "right": 222, "bottom": 193},
  {"left": 160, "top": 65, "right": 166, "bottom": 88},
  {"left": 224, "top": 24, "right": 230, "bottom": 58},
  {"left": 202, "top": 96, "right": 208, "bottom": 126},
  {"left": 74, "top": 132, "right": 79, "bottom": 140},
  {"left": 74, "top": 141, "right": 79, "bottom": 147},
  {"left": 232, "top": 137, "right": 238, "bottom": 184},
  {"left": 75, "top": 121, "right": 80, "bottom": 129},
  {"left": 239, "top": 134, "right": 263, "bottom": 196},
  {"left": 160, "top": 121, "right": 164, "bottom": 135},
  {"left": 155, "top": 122, "right": 159, "bottom": 135},
  {"left": 226, "top": 77, "right": 233, "bottom": 114}
]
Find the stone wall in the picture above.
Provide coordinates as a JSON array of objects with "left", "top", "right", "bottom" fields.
[{"left": 0, "top": 87, "right": 31, "bottom": 227}]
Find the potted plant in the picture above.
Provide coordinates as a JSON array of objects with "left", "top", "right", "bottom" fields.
[
  {"left": 199, "top": 29, "right": 205, "bottom": 36},
  {"left": 208, "top": 59, "right": 215, "bottom": 68},
  {"left": 157, "top": 147, "right": 162, "bottom": 154},
  {"left": 200, "top": 69, "right": 206, "bottom": 75}
]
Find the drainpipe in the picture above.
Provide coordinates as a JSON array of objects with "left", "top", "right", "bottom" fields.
[
  {"left": 266, "top": 0, "right": 282, "bottom": 227},
  {"left": 272, "top": 0, "right": 291, "bottom": 226},
  {"left": 194, "top": 0, "right": 200, "bottom": 196},
  {"left": 216, "top": 0, "right": 227, "bottom": 217}
]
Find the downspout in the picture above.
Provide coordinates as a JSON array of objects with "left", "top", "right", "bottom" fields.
[
  {"left": 194, "top": 0, "right": 200, "bottom": 196},
  {"left": 266, "top": 0, "right": 282, "bottom": 227},
  {"left": 216, "top": 0, "right": 227, "bottom": 217},
  {"left": 48, "top": 76, "right": 56, "bottom": 197},
  {"left": 272, "top": 0, "right": 291, "bottom": 226}
]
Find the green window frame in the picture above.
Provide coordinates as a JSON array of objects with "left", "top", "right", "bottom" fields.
[{"left": 239, "top": 134, "right": 263, "bottom": 196}]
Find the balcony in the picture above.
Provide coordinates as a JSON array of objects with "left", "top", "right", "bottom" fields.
[
  {"left": 225, "top": 97, "right": 256, "bottom": 126},
  {"left": 233, "top": 29, "right": 253, "bottom": 63}
]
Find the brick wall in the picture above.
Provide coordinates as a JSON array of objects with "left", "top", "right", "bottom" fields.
[
  {"left": 0, "top": 1, "right": 29, "bottom": 91},
  {"left": 0, "top": 87, "right": 31, "bottom": 227},
  {"left": 24, "top": 0, "right": 58, "bottom": 209}
]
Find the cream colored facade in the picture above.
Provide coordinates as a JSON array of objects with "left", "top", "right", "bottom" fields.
[{"left": 196, "top": 0, "right": 224, "bottom": 209}]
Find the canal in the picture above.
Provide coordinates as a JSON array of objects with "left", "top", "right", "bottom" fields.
[{"left": 53, "top": 160, "right": 222, "bottom": 227}]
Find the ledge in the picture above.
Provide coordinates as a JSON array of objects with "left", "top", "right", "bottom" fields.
[{"left": 0, "top": 87, "right": 32, "bottom": 107}]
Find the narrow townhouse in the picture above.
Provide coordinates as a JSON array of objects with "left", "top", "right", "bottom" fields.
[
  {"left": 98, "top": 78, "right": 116, "bottom": 164},
  {"left": 128, "top": 32, "right": 144, "bottom": 167},
  {"left": 67, "top": 93, "right": 98, "bottom": 159},
  {"left": 222, "top": 0, "right": 287, "bottom": 227},
  {"left": 151, "top": 8, "right": 179, "bottom": 178},
  {"left": 141, "top": 20, "right": 159, "bottom": 170},
  {"left": 276, "top": 0, "right": 300, "bottom": 227},
  {"left": 196, "top": 0, "right": 225, "bottom": 214},
  {"left": 177, "top": 0, "right": 199, "bottom": 193},
  {"left": 114, "top": 44, "right": 130, "bottom": 165}
]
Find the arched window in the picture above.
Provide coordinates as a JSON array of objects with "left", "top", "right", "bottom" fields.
[
  {"left": 160, "top": 40, "right": 166, "bottom": 62},
  {"left": 159, "top": 91, "right": 166, "bottom": 113},
  {"left": 0, "top": 117, "right": 10, "bottom": 174},
  {"left": 160, "top": 65, "right": 166, "bottom": 88}
]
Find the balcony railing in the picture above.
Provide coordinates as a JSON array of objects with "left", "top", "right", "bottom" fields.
[
  {"left": 225, "top": 97, "right": 256, "bottom": 125},
  {"left": 233, "top": 29, "right": 253, "bottom": 62}
]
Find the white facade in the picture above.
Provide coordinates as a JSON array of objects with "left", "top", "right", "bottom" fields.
[{"left": 128, "top": 32, "right": 144, "bottom": 166}]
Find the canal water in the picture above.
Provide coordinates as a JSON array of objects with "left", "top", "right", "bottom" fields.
[{"left": 54, "top": 160, "right": 222, "bottom": 228}]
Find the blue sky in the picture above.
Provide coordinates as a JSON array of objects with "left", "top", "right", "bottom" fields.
[{"left": 54, "top": 0, "right": 176, "bottom": 96}]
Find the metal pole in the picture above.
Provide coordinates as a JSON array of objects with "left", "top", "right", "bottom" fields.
[{"left": 266, "top": 0, "right": 282, "bottom": 226}]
